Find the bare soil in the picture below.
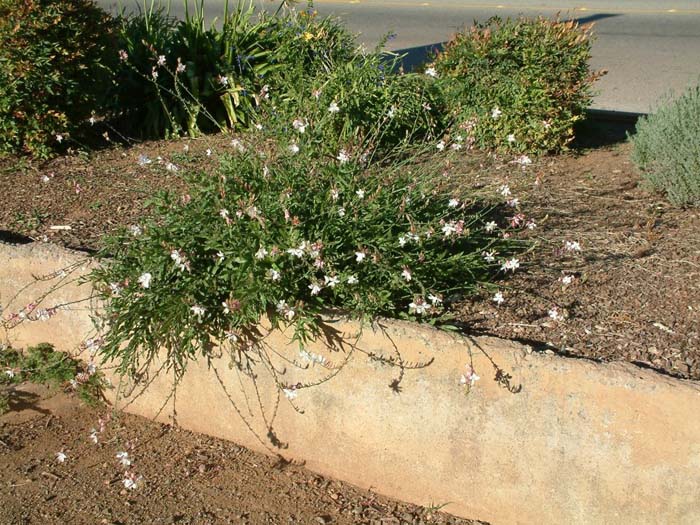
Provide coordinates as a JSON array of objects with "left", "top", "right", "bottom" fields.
[{"left": 0, "top": 384, "right": 480, "bottom": 525}]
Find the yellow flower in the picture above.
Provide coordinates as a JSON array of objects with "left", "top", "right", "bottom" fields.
[{"left": 302, "top": 32, "right": 314, "bottom": 41}]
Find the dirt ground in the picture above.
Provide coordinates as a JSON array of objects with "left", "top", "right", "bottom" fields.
[
  {"left": 0, "top": 384, "right": 481, "bottom": 525},
  {"left": 1, "top": 135, "right": 697, "bottom": 380}
]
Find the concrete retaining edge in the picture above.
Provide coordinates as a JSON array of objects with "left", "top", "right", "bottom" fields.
[{"left": 1, "top": 241, "right": 699, "bottom": 524}]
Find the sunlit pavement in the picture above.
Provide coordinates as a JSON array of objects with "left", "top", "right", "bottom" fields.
[{"left": 101, "top": 0, "right": 700, "bottom": 113}]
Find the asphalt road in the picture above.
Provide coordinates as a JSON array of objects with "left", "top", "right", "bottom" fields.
[{"left": 101, "top": 0, "right": 700, "bottom": 113}]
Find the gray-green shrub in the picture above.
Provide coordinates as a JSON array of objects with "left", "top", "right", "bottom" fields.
[{"left": 630, "top": 85, "right": 700, "bottom": 206}]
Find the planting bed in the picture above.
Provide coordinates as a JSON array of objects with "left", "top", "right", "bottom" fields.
[{"left": 1, "top": 138, "right": 697, "bottom": 379}]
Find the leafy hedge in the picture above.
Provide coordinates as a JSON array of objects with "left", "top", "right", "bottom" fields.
[
  {"left": 433, "top": 16, "right": 601, "bottom": 154},
  {"left": 0, "top": 0, "right": 116, "bottom": 158}
]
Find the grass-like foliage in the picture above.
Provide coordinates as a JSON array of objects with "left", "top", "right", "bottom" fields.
[
  {"left": 0, "top": 0, "right": 116, "bottom": 158},
  {"left": 433, "top": 16, "right": 601, "bottom": 154},
  {"left": 0, "top": 343, "right": 106, "bottom": 410},
  {"left": 111, "top": 1, "right": 358, "bottom": 139},
  {"left": 90, "top": 116, "right": 521, "bottom": 379},
  {"left": 630, "top": 84, "right": 700, "bottom": 206}
]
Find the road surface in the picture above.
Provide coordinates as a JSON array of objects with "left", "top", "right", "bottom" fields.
[{"left": 100, "top": 0, "right": 700, "bottom": 113}]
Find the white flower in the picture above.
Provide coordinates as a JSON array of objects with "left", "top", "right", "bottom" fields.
[
  {"left": 328, "top": 102, "right": 340, "bottom": 113},
  {"left": 41, "top": 175, "right": 51, "bottom": 183},
  {"left": 128, "top": 224, "right": 143, "bottom": 236},
  {"left": 206, "top": 148, "right": 212, "bottom": 156},
  {"left": 157, "top": 55, "right": 166, "bottom": 67},
  {"left": 292, "top": 119, "right": 306, "bottom": 133},
  {"left": 442, "top": 222, "right": 457, "bottom": 237},
  {"left": 218, "top": 75, "right": 229, "bottom": 86},
  {"left": 526, "top": 219, "right": 537, "bottom": 229},
  {"left": 425, "top": 66, "right": 438, "bottom": 78},
  {"left": 151, "top": 69, "right": 158, "bottom": 80},
  {"left": 408, "top": 299, "right": 431, "bottom": 315},
  {"left": 324, "top": 275, "right": 339, "bottom": 288},
  {"left": 89, "top": 429, "right": 99, "bottom": 444},
  {"left": 460, "top": 366, "right": 480, "bottom": 386},
  {"left": 355, "top": 251, "right": 366, "bottom": 263},
  {"left": 183, "top": 144, "right": 190, "bottom": 152},
  {"left": 515, "top": 155, "right": 532, "bottom": 166},
  {"left": 286, "top": 247, "right": 304, "bottom": 258},
  {"left": 498, "top": 184, "right": 511, "bottom": 197},
  {"left": 165, "top": 162, "right": 179, "bottom": 172},
  {"left": 308, "top": 282, "right": 322, "bottom": 295},
  {"left": 122, "top": 472, "right": 142, "bottom": 490},
  {"left": 254, "top": 123, "right": 263, "bottom": 130},
  {"left": 4, "top": 369, "right": 15, "bottom": 378},
  {"left": 283, "top": 388, "right": 298, "bottom": 400},
  {"left": 337, "top": 207, "right": 346, "bottom": 217},
  {"left": 501, "top": 258, "right": 520, "bottom": 272},
  {"left": 448, "top": 198, "right": 460, "bottom": 208},
  {"left": 89, "top": 116, "right": 96, "bottom": 125},
  {"left": 55, "top": 451, "right": 67, "bottom": 463},
  {"left": 561, "top": 275, "right": 575, "bottom": 285},
  {"left": 118, "top": 49, "right": 128, "bottom": 62},
  {"left": 231, "top": 138, "right": 246, "bottom": 152},
  {"left": 288, "top": 143, "right": 299, "bottom": 154},
  {"left": 55, "top": 134, "right": 64, "bottom": 143},
  {"left": 216, "top": 251, "right": 225, "bottom": 262},
  {"left": 176, "top": 59, "right": 186, "bottom": 73},
  {"left": 276, "top": 300, "right": 295, "bottom": 321},
  {"left": 451, "top": 143, "right": 463, "bottom": 151},
  {"left": 398, "top": 235, "right": 408, "bottom": 247},
  {"left": 219, "top": 208, "right": 230, "bottom": 220},
  {"left": 401, "top": 268, "right": 412, "bottom": 282},
  {"left": 428, "top": 293, "right": 443, "bottom": 306},
  {"left": 170, "top": 250, "right": 189, "bottom": 271},
  {"left": 436, "top": 140, "right": 446, "bottom": 151},
  {"left": 190, "top": 305, "right": 206, "bottom": 319},
  {"left": 255, "top": 247, "right": 268, "bottom": 259},
  {"left": 267, "top": 269, "right": 281, "bottom": 281},
  {"left": 484, "top": 221, "right": 498, "bottom": 233},
  {"left": 387, "top": 105, "right": 396, "bottom": 118},
  {"left": 346, "top": 275, "right": 358, "bottom": 285},
  {"left": 565, "top": 240, "right": 582, "bottom": 252},
  {"left": 548, "top": 307, "right": 563, "bottom": 321},
  {"left": 116, "top": 451, "right": 131, "bottom": 467},
  {"left": 355, "top": 188, "right": 365, "bottom": 199},
  {"left": 493, "top": 292, "right": 505, "bottom": 305},
  {"left": 507, "top": 198, "right": 520, "bottom": 208},
  {"left": 330, "top": 188, "right": 340, "bottom": 201},
  {"left": 137, "top": 154, "right": 151, "bottom": 167},
  {"left": 87, "top": 362, "right": 97, "bottom": 375},
  {"left": 507, "top": 134, "right": 516, "bottom": 144},
  {"left": 491, "top": 107, "right": 502, "bottom": 119},
  {"left": 337, "top": 150, "right": 350, "bottom": 164},
  {"left": 137, "top": 272, "right": 152, "bottom": 289}
]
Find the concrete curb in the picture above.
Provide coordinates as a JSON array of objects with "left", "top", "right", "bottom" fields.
[{"left": 2, "top": 241, "right": 699, "bottom": 524}]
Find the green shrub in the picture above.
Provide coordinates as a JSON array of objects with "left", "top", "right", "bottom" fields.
[
  {"left": 276, "top": 44, "right": 446, "bottom": 153},
  {"left": 0, "top": 0, "right": 116, "bottom": 158},
  {"left": 433, "top": 16, "right": 600, "bottom": 154},
  {"left": 90, "top": 119, "right": 521, "bottom": 379},
  {"left": 0, "top": 343, "right": 106, "bottom": 406},
  {"left": 630, "top": 85, "right": 700, "bottom": 206}
]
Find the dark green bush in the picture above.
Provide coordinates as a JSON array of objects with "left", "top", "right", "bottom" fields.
[
  {"left": 111, "top": 2, "right": 358, "bottom": 139},
  {"left": 433, "top": 16, "right": 601, "bottom": 154},
  {"left": 0, "top": 0, "right": 116, "bottom": 158},
  {"left": 111, "top": 1, "right": 278, "bottom": 138},
  {"left": 630, "top": 85, "right": 700, "bottom": 206}
]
